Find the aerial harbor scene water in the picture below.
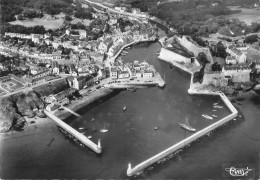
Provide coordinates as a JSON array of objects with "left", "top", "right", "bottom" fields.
[{"left": 0, "top": 0, "right": 260, "bottom": 179}]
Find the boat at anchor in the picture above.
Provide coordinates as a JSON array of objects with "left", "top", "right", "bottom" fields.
[
  {"left": 202, "top": 114, "right": 213, "bottom": 120},
  {"left": 179, "top": 116, "right": 196, "bottom": 132}
]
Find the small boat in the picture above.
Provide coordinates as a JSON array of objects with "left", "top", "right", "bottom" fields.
[
  {"left": 212, "top": 109, "right": 217, "bottom": 112},
  {"left": 87, "top": 136, "right": 92, "bottom": 139},
  {"left": 123, "top": 105, "right": 127, "bottom": 111},
  {"left": 214, "top": 105, "right": 223, "bottom": 109},
  {"left": 100, "top": 129, "right": 108, "bottom": 133},
  {"left": 202, "top": 114, "right": 213, "bottom": 120},
  {"left": 213, "top": 103, "right": 218, "bottom": 106},
  {"left": 212, "top": 115, "right": 218, "bottom": 118},
  {"left": 179, "top": 116, "right": 196, "bottom": 132},
  {"left": 127, "top": 88, "right": 136, "bottom": 92},
  {"left": 179, "top": 123, "right": 196, "bottom": 132},
  {"left": 79, "top": 127, "right": 84, "bottom": 130}
]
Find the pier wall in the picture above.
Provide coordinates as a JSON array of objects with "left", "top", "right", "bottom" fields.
[{"left": 44, "top": 110, "right": 102, "bottom": 154}]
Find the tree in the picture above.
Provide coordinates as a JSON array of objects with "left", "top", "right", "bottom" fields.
[
  {"left": 65, "top": 15, "right": 72, "bottom": 21},
  {"left": 215, "top": 41, "right": 227, "bottom": 58},
  {"left": 193, "top": 67, "right": 204, "bottom": 83},
  {"left": 211, "top": 62, "right": 221, "bottom": 71},
  {"left": 196, "top": 52, "right": 209, "bottom": 66},
  {"left": 244, "top": 34, "right": 259, "bottom": 44}
]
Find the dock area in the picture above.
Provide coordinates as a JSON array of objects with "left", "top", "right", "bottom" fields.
[
  {"left": 44, "top": 109, "right": 102, "bottom": 154},
  {"left": 104, "top": 71, "right": 165, "bottom": 89},
  {"left": 126, "top": 46, "right": 238, "bottom": 176},
  {"left": 106, "top": 41, "right": 137, "bottom": 67},
  {"left": 127, "top": 89, "right": 238, "bottom": 176}
]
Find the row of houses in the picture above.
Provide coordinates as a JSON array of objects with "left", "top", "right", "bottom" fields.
[{"left": 110, "top": 61, "right": 154, "bottom": 79}]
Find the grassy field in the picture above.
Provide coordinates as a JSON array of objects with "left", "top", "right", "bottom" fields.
[
  {"left": 224, "top": 6, "right": 260, "bottom": 25},
  {"left": 9, "top": 13, "right": 65, "bottom": 30},
  {"left": 213, "top": 56, "right": 225, "bottom": 67},
  {"left": 246, "top": 46, "right": 260, "bottom": 63},
  {"left": 71, "top": 18, "right": 92, "bottom": 26}
]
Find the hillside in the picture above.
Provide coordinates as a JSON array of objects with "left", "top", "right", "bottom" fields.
[{"left": 0, "top": 0, "right": 73, "bottom": 22}]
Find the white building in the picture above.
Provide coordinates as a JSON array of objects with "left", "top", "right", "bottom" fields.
[
  {"left": 110, "top": 67, "right": 118, "bottom": 79},
  {"left": 143, "top": 70, "right": 153, "bottom": 78},
  {"left": 225, "top": 56, "right": 237, "bottom": 65},
  {"left": 226, "top": 45, "right": 247, "bottom": 64},
  {"left": 222, "top": 65, "right": 251, "bottom": 82},
  {"left": 52, "top": 67, "right": 60, "bottom": 75},
  {"left": 118, "top": 71, "right": 130, "bottom": 79}
]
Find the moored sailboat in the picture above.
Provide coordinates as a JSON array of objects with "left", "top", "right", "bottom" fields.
[{"left": 179, "top": 117, "right": 196, "bottom": 132}]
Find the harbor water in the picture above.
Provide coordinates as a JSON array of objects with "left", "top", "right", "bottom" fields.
[{"left": 1, "top": 42, "right": 260, "bottom": 179}]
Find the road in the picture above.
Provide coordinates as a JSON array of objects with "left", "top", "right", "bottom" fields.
[
  {"left": 0, "top": 76, "right": 66, "bottom": 98},
  {"left": 83, "top": 0, "right": 170, "bottom": 31},
  {"left": 84, "top": 0, "right": 147, "bottom": 18}
]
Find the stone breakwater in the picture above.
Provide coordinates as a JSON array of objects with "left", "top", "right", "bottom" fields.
[
  {"left": 126, "top": 48, "right": 238, "bottom": 176},
  {"left": 45, "top": 109, "right": 102, "bottom": 154}
]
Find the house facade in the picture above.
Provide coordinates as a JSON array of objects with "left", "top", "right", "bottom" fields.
[{"left": 226, "top": 45, "right": 247, "bottom": 64}]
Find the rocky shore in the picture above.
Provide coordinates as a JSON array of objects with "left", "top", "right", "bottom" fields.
[{"left": 0, "top": 90, "right": 46, "bottom": 133}]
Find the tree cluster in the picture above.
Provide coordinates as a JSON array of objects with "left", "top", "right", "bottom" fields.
[
  {"left": 244, "top": 34, "right": 259, "bottom": 44},
  {"left": 210, "top": 41, "right": 228, "bottom": 58},
  {"left": 191, "top": 35, "right": 208, "bottom": 47},
  {"left": 196, "top": 52, "right": 209, "bottom": 66},
  {"left": 0, "top": 24, "right": 46, "bottom": 35},
  {"left": 117, "top": 18, "right": 133, "bottom": 32},
  {"left": 0, "top": 0, "right": 74, "bottom": 21},
  {"left": 23, "top": 9, "right": 43, "bottom": 19}
]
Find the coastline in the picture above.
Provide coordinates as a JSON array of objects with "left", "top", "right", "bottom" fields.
[
  {"left": 0, "top": 88, "right": 114, "bottom": 137},
  {"left": 54, "top": 88, "right": 114, "bottom": 121}
]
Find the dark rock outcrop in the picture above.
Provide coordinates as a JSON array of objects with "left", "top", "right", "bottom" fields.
[
  {"left": 0, "top": 91, "right": 45, "bottom": 132},
  {"left": 36, "top": 109, "right": 46, "bottom": 118}
]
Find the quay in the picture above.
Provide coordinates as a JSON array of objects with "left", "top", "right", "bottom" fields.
[
  {"left": 106, "top": 41, "right": 137, "bottom": 66},
  {"left": 44, "top": 109, "right": 102, "bottom": 154},
  {"left": 126, "top": 48, "right": 238, "bottom": 176},
  {"left": 105, "top": 75, "right": 165, "bottom": 89},
  {"left": 106, "top": 38, "right": 157, "bottom": 67}
]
